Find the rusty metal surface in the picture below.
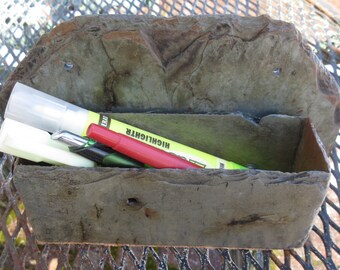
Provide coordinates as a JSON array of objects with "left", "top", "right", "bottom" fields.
[{"left": 0, "top": 0, "right": 339, "bottom": 269}]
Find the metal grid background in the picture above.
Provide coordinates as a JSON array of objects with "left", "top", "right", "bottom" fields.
[{"left": 0, "top": 0, "right": 339, "bottom": 269}]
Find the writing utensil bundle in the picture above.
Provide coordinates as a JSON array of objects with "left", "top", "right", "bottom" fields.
[{"left": 0, "top": 82, "right": 246, "bottom": 169}]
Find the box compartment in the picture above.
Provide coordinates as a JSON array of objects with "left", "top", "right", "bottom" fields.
[{"left": 14, "top": 113, "right": 330, "bottom": 249}]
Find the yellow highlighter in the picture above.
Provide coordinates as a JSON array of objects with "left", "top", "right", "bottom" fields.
[{"left": 5, "top": 83, "right": 246, "bottom": 169}]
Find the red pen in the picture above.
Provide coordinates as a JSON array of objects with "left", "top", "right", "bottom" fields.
[{"left": 86, "top": 124, "right": 202, "bottom": 169}]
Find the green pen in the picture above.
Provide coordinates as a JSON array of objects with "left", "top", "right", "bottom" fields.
[{"left": 51, "top": 131, "right": 144, "bottom": 168}]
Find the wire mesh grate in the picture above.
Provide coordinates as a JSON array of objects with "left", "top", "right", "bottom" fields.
[{"left": 0, "top": 0, "right": 339, "bottom": 269}]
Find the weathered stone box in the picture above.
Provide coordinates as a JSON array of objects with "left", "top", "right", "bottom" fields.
[{"left": 1, "top": 15, "right": 338, "bottom": 249}]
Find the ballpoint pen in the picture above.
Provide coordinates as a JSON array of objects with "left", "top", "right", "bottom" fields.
[{"left": 52, "top": 131, "right": 144, "bottom": 168}]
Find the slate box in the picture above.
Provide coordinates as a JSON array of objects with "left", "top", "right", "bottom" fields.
[{"left": 13, "top": 113, "right": 330, "bottom": 249}]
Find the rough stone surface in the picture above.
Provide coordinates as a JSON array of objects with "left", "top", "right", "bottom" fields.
[
  {"left": 14, "top": 165, "right": 329, "bottom": 249},
  {"left": 1, "top": 15, "right": 339, "bottom": 151}
]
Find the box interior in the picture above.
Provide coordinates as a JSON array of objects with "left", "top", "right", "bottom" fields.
[
  {"left": 18, "top": 113, "right": 328, "bottom": 173},
  {"left": 106, "top": 113, "right": 328, "bottom": 172}
]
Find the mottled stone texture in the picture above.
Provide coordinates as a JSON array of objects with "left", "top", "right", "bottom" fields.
[
  {"left": 1, "top": 15, "right": 339, "bottom": 150},
  {"left": 15, "top": 165, "right": 329, "bottom": 249}
]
